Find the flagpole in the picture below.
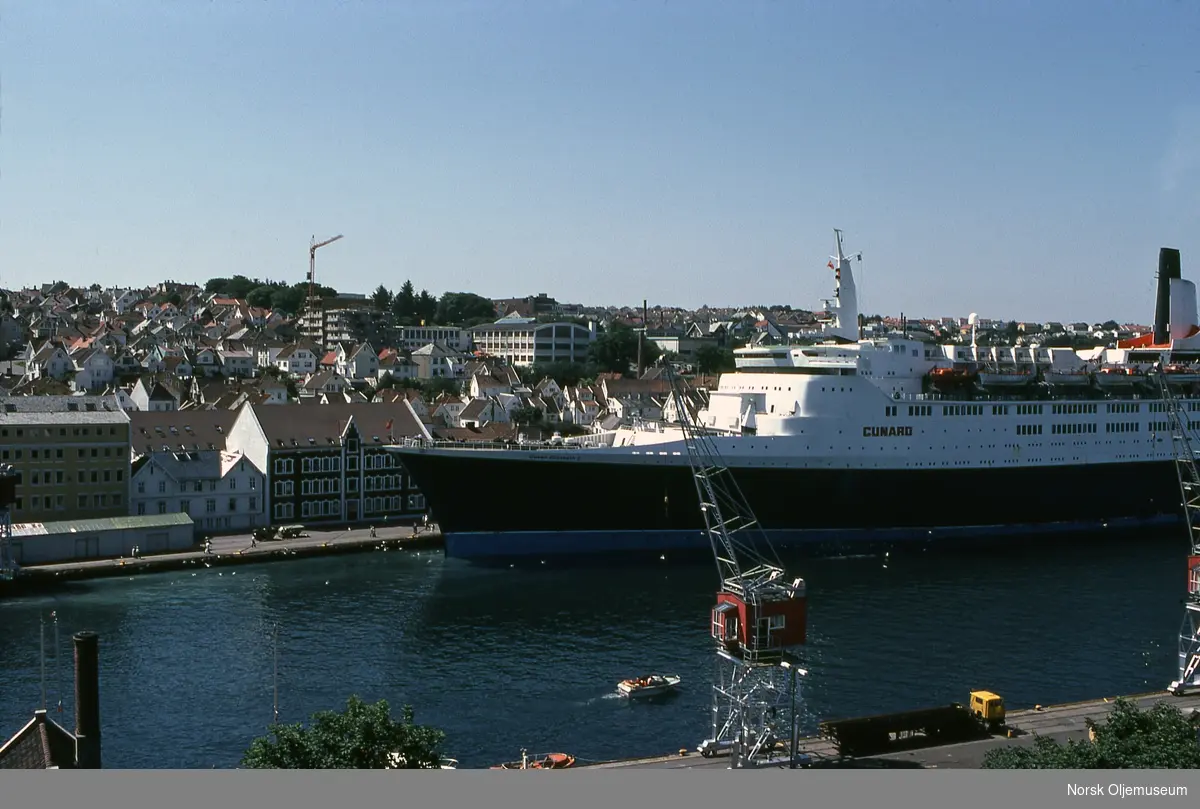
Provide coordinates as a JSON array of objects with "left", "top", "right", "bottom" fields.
[{"left": 39, "top": 613, "right": 46, "bottom": 711}]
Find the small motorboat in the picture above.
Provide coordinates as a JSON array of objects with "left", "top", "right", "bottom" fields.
[
  {"left": 617, "top": 674, "right": 682, "bottom": 699},
  {"left": 491, "top": 749, "right": 576, "bottom": 770}
]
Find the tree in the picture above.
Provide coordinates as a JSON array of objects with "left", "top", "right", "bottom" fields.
[
  {"left": 423, "top": 377, "right": 462, "bottom": 398},
  {"left": 524, "top": 361, "right": 590, "bottom": 387},
  {"left": 372, "top": 285, "right": 393, "bottom": 311},
  {"left": 392, "top": 280, "right": 416, "bottom": 321},
  {"left": 511, "top": 405, "right": 543, "bottom": 426},
  {"left": 695, "top": 345, "right": 735, "bottom": 375},
  {"left": 435, "top": 292, "right": 494, "bottom": 325},
  {"left": 416, "top": 290, "right": 438, "bottom": 323},
  {"left": 241, "top": 695, "right": 446, "bottom": 769},
  {"left": 247, "top": 286, "right": 275, "bottom": 308},
  {"left": 982, "top": 698, "right": 1200, "bottom": 769},
  {"left": 588, "top": 322, "right": 659, "bottom": 376}
]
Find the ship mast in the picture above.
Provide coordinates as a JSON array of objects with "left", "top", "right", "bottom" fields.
[
  {"left": 823, "top": 229, "right": 863, "bottom": 342},
  {"left": 1156, "top": 367, "right": 1200, "bottom": 695}
]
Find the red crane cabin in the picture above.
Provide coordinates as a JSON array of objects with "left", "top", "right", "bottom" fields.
[
  {"left": 1189, "top": 555, "right": 1200, "bottom": 597},
  {"left": 711, "top": 581, "right": 808, "bottom": 659}
]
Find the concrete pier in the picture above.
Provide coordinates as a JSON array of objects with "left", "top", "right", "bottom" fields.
[
  {"left": 2, "top": 524, "right": 444, "bottom": 594},
  {"left": 581, "top": 691, "right": 1200, "bottom": 769}
]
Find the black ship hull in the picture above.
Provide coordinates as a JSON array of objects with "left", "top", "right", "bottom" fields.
[{"left": 393, "top": 449, "right": 1186, "bottom": 562}]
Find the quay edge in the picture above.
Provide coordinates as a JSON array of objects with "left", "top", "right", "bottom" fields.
[
  {"left": 573, "top": 690, "right": 1200, "bottom": 770},
  {"left": 0, "top": 529, "right": 444, "bottom": 596}
]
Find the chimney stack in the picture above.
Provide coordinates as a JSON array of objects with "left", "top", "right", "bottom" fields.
[
  {"left": 1154, "top": 247, "right": 1182, "bottom": 345},
  {"left": 72, "top": 631, "right": 101, "bottom": 769}
]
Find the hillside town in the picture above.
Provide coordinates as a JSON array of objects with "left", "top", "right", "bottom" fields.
[{"left": 0, "top": 277, "right": 1154, "bottom": 544}]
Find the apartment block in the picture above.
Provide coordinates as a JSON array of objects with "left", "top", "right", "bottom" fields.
[{"left": 0, "top": 395, "right": 132, "bottom": 524}]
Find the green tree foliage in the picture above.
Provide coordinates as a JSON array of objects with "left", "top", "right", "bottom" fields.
[
  {"left": 511, "top": 405, "right": 543, "bottom": 426},
  {"left": 392, "top": 280, "right": 417, "bottom": 321},
  {"left": 423, "top": 377, "right": 462, "bottom": 398},
  {"left": 436, "top": 292, "right": 494, "bottom": 326},
  {"left": 371, "top": 285, "right": 393, "bottom": 311},
  {"left": 588, "top": 322, "right": 660, "bottom": 376},
  {"left": 415, "top": 290, "right": 438, "bottom": 323},
  {"left": 246, "top": 286, "right": 275, "bottom": 308},
  {"left": 695, "top": 345, "right": 736, "bottom": 375},
  {"left": 203, "top": 277, "right": 337, "bottom": 316},
  {"left": 522, "top": 361, "right": 591, "bottom": 387},
  {"left": 241, "top": 695, "right": 446, "bottom": 770},
  {"left": 982, "top": 698, "right": 1200, "bottom": 769}
]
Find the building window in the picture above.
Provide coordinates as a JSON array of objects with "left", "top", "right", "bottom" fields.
[
  {"left": 159, "top": 480, "right": 167, "bottom": 494},
  {"left": 228, "top": 498, "right": 237, "bottom": 512},
  {"left": 158, "top": 501, "right": 167, "bottom": 514},
  {"left": 407, "top": 494, "right": 425, "bottom": 511},
  {"left": 249, "top": 497, "right": 257, "bottom": 511},
  {"left": 181, "top": 499, "right": 191, "bottom": 514},
  {"left": 137, "top": 503, "right": 146, "bottom": 515},
  {"left": 230, "top": 478, "right": 237, "bottom": 491},
  {"left": 206, "top": 499, "right": 216, "bottom": 513}
]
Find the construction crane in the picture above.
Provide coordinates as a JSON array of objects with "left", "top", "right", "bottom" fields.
[
  {"left": 308, "top": 233, "right": 344, "bottom": 303},
  {"left": 304, "top": 234, "right": 343, "bottom": 349},
  {"left": 1155, "top": 368, "right": 1200, "bottom": 695},
  {"left": 663, "top": 364, "right": 809, "bottom": 767}
]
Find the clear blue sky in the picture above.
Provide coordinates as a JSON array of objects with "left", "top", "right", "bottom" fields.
[{"left": 1, "top": 1, "right": 1198, "bottom": 324}]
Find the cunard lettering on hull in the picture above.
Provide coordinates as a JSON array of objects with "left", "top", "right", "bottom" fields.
[{"left": 863, "top": 426, "right": 914, "bottom": 438}]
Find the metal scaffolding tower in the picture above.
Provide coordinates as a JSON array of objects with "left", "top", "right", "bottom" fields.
[
  {"left": 664, "top": 365, "right": 809, "bottom": 767},
  {"left": 1153, "top": 370, "right": 1200, "bottom": 695}
]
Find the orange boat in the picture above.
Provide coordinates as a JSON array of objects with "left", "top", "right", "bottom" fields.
[{"left": 491, "top": 750, "right": 576, "bottom": 770}]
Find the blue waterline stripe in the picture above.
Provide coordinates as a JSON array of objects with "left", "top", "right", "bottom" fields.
[{"left": 443, "top": 514, "right": 1182, "bottom": 559}]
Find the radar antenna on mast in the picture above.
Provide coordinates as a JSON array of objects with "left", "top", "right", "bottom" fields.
[
  {"left": 1156, "top": 368, "right": 1200, "bottom": 695},
  {"left": 664, "top": 365, "right": 809, "bottom": 767}
]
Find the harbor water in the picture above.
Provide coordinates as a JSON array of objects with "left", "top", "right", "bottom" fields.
[{"left": 0, "top": 530, "right": 1186, "bottom": 768}]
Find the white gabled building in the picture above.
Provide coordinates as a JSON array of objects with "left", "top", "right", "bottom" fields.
[{"left": 130, "top": 448, "right": 267, "bottom": 534}]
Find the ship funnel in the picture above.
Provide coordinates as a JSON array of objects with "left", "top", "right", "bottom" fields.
[{"left": 1154, "top": 247, "right": 1182, "bottom": 344}]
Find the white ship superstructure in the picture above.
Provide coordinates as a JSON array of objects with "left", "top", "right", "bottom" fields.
[{"left": 389, "top": 236, "right": 1199, "bottom": 561}]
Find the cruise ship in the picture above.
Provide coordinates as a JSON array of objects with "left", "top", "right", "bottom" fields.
[{"left": 386, "top": 234, "right": 1200, "bottom": 562}]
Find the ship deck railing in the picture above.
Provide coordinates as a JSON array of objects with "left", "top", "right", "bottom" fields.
[
  {"left": 393, "top": 436, "right": 615, "bottom": 452},
  {"left": 888, "top": 389, "right": 1196, "bottom": 403}
]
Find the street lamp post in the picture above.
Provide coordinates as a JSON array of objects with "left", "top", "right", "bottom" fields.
[{"left": 781, "top": 660, "right": 807, "bottom": 769}]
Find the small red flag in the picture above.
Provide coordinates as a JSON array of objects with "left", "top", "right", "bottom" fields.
[
  {"left": 827, "top": 260, "right": 835, "bottom": 270},
  {"left": 385, "top": 418, "right": 394, "bottom": 431}
]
